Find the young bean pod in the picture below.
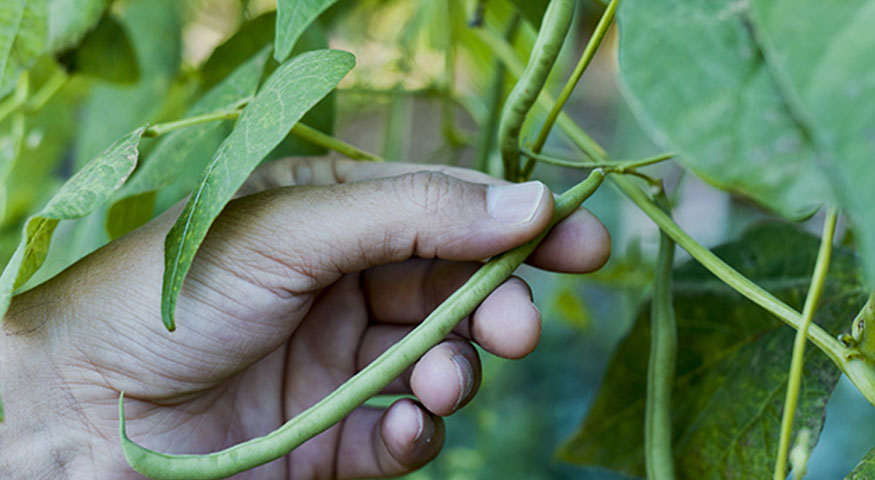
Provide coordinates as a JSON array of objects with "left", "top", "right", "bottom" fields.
[
  {"left": 120, "top": 170, "right": 607, "bottom": 480},
  {"left": 497, "top": 0, "right": 574, "bottom": 181},
  {"left": 644, "top": 189, "right": 677, "bottom": 480}
]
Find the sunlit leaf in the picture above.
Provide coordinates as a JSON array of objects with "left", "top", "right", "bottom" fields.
[
  {"left": 616, "top": 0, "right": 831, "bottom": 220},
  {"left": 846, "top": 446, "right": 875, "bottom": 480},
  {"left": 161, "top": 49, "right": 355, "bottom": 330},
  {"left": 0, "top": 127, "right": 145, "bottom": 316},
  {"left": 558, "top": 224, "right": 866, "bottom": 479},
  {"left": 106, "top": 47, "right": 270, "bottom": 239},
  {"left": 274, "top": 0, "right": 339, "bottom": 63},
  {"left": 749, "top": 0, "right": 875, "bottom": 288},
  {"left": 0, "top": 0, "right": 47, "bottom": 97}
]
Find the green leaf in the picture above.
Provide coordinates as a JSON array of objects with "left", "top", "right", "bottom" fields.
[
  {"left": 749, "top": 0, "right": 875, "bottom": 288},
  {"left": 0, "top": 112, "right": 24, "bottom": 223},
  {"left": 0, "top": 0, "right": 48, "bottom": 97},
  {"left": 46, "top": 0, "right": 107, "bottom": 52},
  {"left": 73, "top": 0, "right": 181, "bottom": 168},
  {"left": 0, "top": 127, "right": 145, "bottom": 316},
  {"left": 616, "top": 0, "right": 831, "bottom": 220},
  {"left": 106, "top": 47, "right": 270, "bottom": 239},
  {"left": 274, "top": 0, "right": 339, "bottom": 63},
  {"left": 846, "top": 446, "right": 875, "bottom": 480},
  {"left": 558, "top": 224, "right": 866, "bottom": 478},
  {"left": 161, "top": 49, "right": 355, "bottom": 330},
  {"left": 59, "top": 14, "right": 139, "bottom": 84}
]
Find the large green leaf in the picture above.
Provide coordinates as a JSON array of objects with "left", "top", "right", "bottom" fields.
[
  {"left": 105, "top": 47, "right": 270, "bottom": 239},
  {"left": 0, "top": 0, "right": 47, "bottom": 97},
  {"left": 749, "top": 0, "right": 875, "bottom": 288},
  {"left": 558, "top": 224, "right": 867, "bottom": 478},
  {"left": 0, "top": 127, "right": 145, "bottom": 316},
  {"left": 161, "top": 49, "right": 355, "bottom": 330},
  {"left": 46, "top": 0, "right": 107, "bottom": 52},
  {"left": 846, "top": 446, "right": 875, "bottom": 479},
  {"left": 274, "top": 0, "right": 339, "bottom": 63},
  {"left": 616, "top": 0, "right": 831, "bottom": 220},
  {"left": 59, "top": 14, "right": 139, "bottom": 84}
]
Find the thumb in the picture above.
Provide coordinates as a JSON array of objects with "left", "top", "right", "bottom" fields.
[{"left": 222, "top": 170, "right": 553, "bottom": 292}]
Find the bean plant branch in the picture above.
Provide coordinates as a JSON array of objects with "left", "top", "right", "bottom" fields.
[
  {"left": 140, "top": 100, "right": 382, "bottom": 163},
  {"left": 645, "top": 187, "right": 677, "bottom": 480},
  {"left": 611, "top": 173, "right": 875, "bottom": 405},
  {"left": 120, "top": 169, "right": 608, "bottom": 480},
  {"left": 482, "top": 21, "right": 875, "bottom": 404},
  {"left": 773, "top": 207, "right": 838, "bottom": 480},
  {"left": 521, "top": 148, "right": 673, "bottom": 171},
  {"left": 497, "top": 0, "right": 574, "bottom": 181},
  {"left": 521, "top": 0, "right": 619, "bottom": 180},
  {"left": 476, "top": 25, "right": 609, "bottom": 164}
]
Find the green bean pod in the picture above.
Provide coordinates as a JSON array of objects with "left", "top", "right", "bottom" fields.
[
  {"left": 644, "top": 190, "right": 677, "bottom": 480},
  {"left": 120, "top": 170, "right": 606, "bottom": 480},
  {"left": 498, "top": 0, "right": 574, "bottom": 181}
]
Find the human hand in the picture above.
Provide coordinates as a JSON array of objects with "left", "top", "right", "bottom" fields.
[{"left": 0, "top": 158, "right": 610, "bottom": 478}]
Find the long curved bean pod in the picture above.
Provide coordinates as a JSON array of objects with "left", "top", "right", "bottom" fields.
[
  {"left": 120, "top": 169, "right": 606, "bottom": 480},
  {"left": 497, "top": 0, "right": 574, "bottom": 181}
]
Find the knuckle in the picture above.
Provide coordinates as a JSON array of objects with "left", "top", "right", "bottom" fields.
[{"left": 400, "top": 171, "right": 458, "bottom": 215}]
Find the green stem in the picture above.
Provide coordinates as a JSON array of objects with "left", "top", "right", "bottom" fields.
[
  {"left": 121, "top": 169, "right": 607, "bottom": 480},
  {"left": 521, "top": 0, "right": 619, "bottom": 179},
  {"left": 143, "top": 110, "right": 242, "bottom": 138},
  {"left": 611, "top": 174, "right": 844, "bottom": 363},
  {"left": 773, "top": 207, "right": 837, "bottom": 480},
  {"left": 645, "top": 188, "right": 677, "bottom": 480},
  {"left": 289, "top": 123, "right": 383, "bottom": 163},
  {"left": 475, "top": 25, "right": 607, "bottom": 164},
  {"left": 522, "top": 148, "right": 673, "bottom": 171},
  {"left": 0, "top": 72, "right": 29, "bottom": 124},
  {"left": 485, "top": 0, "right": 875, "bottom": 405}
]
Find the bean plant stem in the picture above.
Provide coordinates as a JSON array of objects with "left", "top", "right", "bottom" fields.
[
  {"left": 521, "top": 0, "right": 619, "bottom": 180},
  {"left": 611, "top": 173, "right": 844, "bottom": 363},
  {"left": 475, "top": 25, "right": 607, "bottom": 164},
  {"left": 121, "top": 169, "right": 607, "bottom": 480},
  {"left": 522, "top": 148, "right": 673, "bottom": 171},
  {"left": 143, "top": 110, "right": 242, "bottom": 137},
  {"left": 290, "top": 123, "right": 383, "bottom": 162},
  {"left": 141, "top": 102, "right": 382, "bottom": 163},
  {"left": 773, "top": 207, "right": 838, "bottom": 480},
  {"left": 645, "top": 188, "right": 677, "bottom": 480},
  {"left": 485, "top": 27, "right": 869, "bottom": 388}
]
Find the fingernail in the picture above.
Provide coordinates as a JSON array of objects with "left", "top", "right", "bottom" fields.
[
  {"left": 414, "top": 409, "right": 435, "bottom": 445},
  {"left": 452, "top": 354, "right": 474, "bottom": 411},
  {"left": 487, "top": 181, "right": 547, "bottom": 224}
]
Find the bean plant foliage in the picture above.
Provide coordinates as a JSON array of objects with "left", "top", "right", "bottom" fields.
[{"left": 2, "top": 0, "right": 875, "bottom": 478}]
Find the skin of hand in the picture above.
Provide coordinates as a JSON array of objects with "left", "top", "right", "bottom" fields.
[{"left": 0, "top": 158, "right": 610, "bottom": 479}]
